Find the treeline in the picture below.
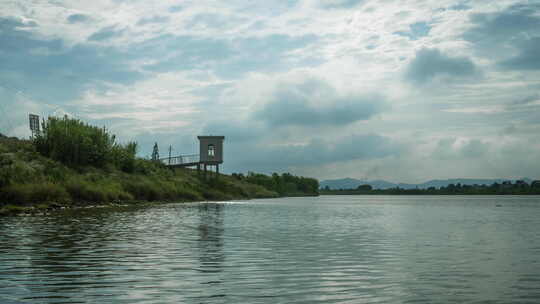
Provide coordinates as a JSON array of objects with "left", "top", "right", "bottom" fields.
[
  {"left": 321, "top": 180, "right": 540, "bottom": 195},
  {"left": 231, "top": 172, "right": 319, "bottom": 196}
]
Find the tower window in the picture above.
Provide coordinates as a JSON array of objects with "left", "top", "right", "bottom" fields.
[{"left": 208, "top": 144, "right": 215, "bottom": 157}]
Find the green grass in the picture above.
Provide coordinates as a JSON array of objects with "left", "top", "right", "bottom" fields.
[{"left": 1, "top": 182, "right": 70, "bottom": 205}]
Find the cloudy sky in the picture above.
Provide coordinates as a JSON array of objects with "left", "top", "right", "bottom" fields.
[{"left": 1, "top": 0, "right": 539, "bottom": 182}]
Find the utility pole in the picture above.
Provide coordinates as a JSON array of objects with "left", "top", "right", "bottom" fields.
[{"left": 169, "top": 145, "right": 172, "bottom": 166}]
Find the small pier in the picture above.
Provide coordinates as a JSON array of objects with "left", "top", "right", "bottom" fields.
[
  {"left": 160, "top": 136, "right": 224, "bottom": 178},
  {"left": 161, "top": 154, "right": 201, "bottom": 168}
]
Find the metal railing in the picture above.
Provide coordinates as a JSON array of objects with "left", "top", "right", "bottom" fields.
[{"left": 161, "top": 154, "right": 200, "bottom": 166}]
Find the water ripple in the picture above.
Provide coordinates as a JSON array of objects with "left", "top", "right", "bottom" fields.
[{"left": 1, "top": 196, "right": 540, "bottom": 303}]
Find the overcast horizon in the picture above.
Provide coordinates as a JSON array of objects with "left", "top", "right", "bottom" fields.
[{"left": 1, "top": 0, "right": 539, "bottom": 183}]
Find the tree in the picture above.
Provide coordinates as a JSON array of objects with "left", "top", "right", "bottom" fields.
[
  {"left": 151, "top": 142, "right": 160, "bottom": 161},
  {"left": 356, "top": 184, "right": 373, "bottom": 191}
]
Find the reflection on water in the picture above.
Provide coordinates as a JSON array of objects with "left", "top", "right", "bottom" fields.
[
  {"left": 197, "top": 204, "right": 224, "bottom": 276},
  {"left": 2, "top": 196, "right": 540, "bottom": 303}
]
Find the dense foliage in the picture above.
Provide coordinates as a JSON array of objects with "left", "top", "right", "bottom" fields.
[
  {"left": 33, "top": 116, "right": 137, "bottom": 172},
  {"left": 321, "top": 181, "right": 540, "bottom": 195},
  {"left": 231, "top": 172, "right": 319, "bottom": 196}
]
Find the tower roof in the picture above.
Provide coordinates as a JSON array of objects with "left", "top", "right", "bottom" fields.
[{"left": 197, "top": 136, "right": 225, "bottom": 140}]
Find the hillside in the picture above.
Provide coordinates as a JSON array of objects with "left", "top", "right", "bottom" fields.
[
  {"left": 0, "top": 117, "right": 318, "bottom": 215},
  {"left": 0, "top": 134, "right": 276, "bottom": 215}
]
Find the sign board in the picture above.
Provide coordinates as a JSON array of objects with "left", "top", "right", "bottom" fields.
[{"left": 29, "top": 114, "right": 40, "bottom": 136}]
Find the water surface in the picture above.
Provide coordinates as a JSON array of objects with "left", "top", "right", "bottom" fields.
[{"left": 2, "top": 195, "right": 540, "bottom": 303}]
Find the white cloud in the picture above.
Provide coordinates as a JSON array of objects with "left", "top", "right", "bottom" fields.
[{"left": 2, "top": 0, "right": 539, "bottom": 181}]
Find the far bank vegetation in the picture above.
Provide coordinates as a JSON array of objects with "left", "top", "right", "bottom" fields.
[{"left": 321, "top": 181, "right": 540, "bottom": 195}]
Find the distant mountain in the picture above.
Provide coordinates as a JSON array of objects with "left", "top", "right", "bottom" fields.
[{"left": 320, "top": 178, "right": 533, "bottom": 190}]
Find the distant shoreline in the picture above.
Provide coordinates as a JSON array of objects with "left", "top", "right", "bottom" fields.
[
  {"left": 320, "top": 188, "right": 540, "bottom": 196},
  {"left": 320, "top": 193, "right": 540, "bottom": 196}
]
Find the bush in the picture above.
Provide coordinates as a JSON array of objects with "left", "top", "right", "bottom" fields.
[
  {"left": 0, "top": 135, "right": 34, "bottom": 153},
  {"left": 33, "top": 116, "right": 137, "bottom": 172},
  {"left": 110, "top": 142, "right": 138, "bottom": 173},
  {"left": 1, "top": 154, "right": 50, "bottom": 186}
]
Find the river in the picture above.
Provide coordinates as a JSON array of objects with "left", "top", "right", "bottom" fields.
[{"left": 2, "top": 195, "right": 540, "bottom": 303}]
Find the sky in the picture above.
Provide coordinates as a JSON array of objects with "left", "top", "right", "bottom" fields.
[{"left": 0, "top": 0, "right": 539, "bottom": 183}]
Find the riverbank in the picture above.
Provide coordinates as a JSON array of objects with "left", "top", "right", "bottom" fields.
[
  {"left": 0, "top": 196, "right": 268, "bottom": 217},
  {"left": 0, "top": 129, "right": 317, "bottom": 216},
  {"left": 0, "top": 149, "right": 279, "bottom": 215}
]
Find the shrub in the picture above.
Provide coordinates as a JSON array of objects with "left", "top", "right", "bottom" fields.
[
  {"left": 0, "top": 155, "right": 42, "bottom": 187},
  {"left": 110, "top": 142, "right": 138, "bottom": 173},
  {"left": 33, "top": 116, "right": 137, "bottom": 172},
  {"left": 0, "top": 136, "right": 34, "bottom": 153}
]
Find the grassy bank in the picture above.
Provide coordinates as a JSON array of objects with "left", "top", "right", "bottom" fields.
[
  {"left": 0, "top": 118, "right": 318, "bottom": 215},
  {"left": 0, "top": 134, "right": 277, "bottom": 215},
  {"left": 1, "top": 144, "right": 279, "bottom": 213}
]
